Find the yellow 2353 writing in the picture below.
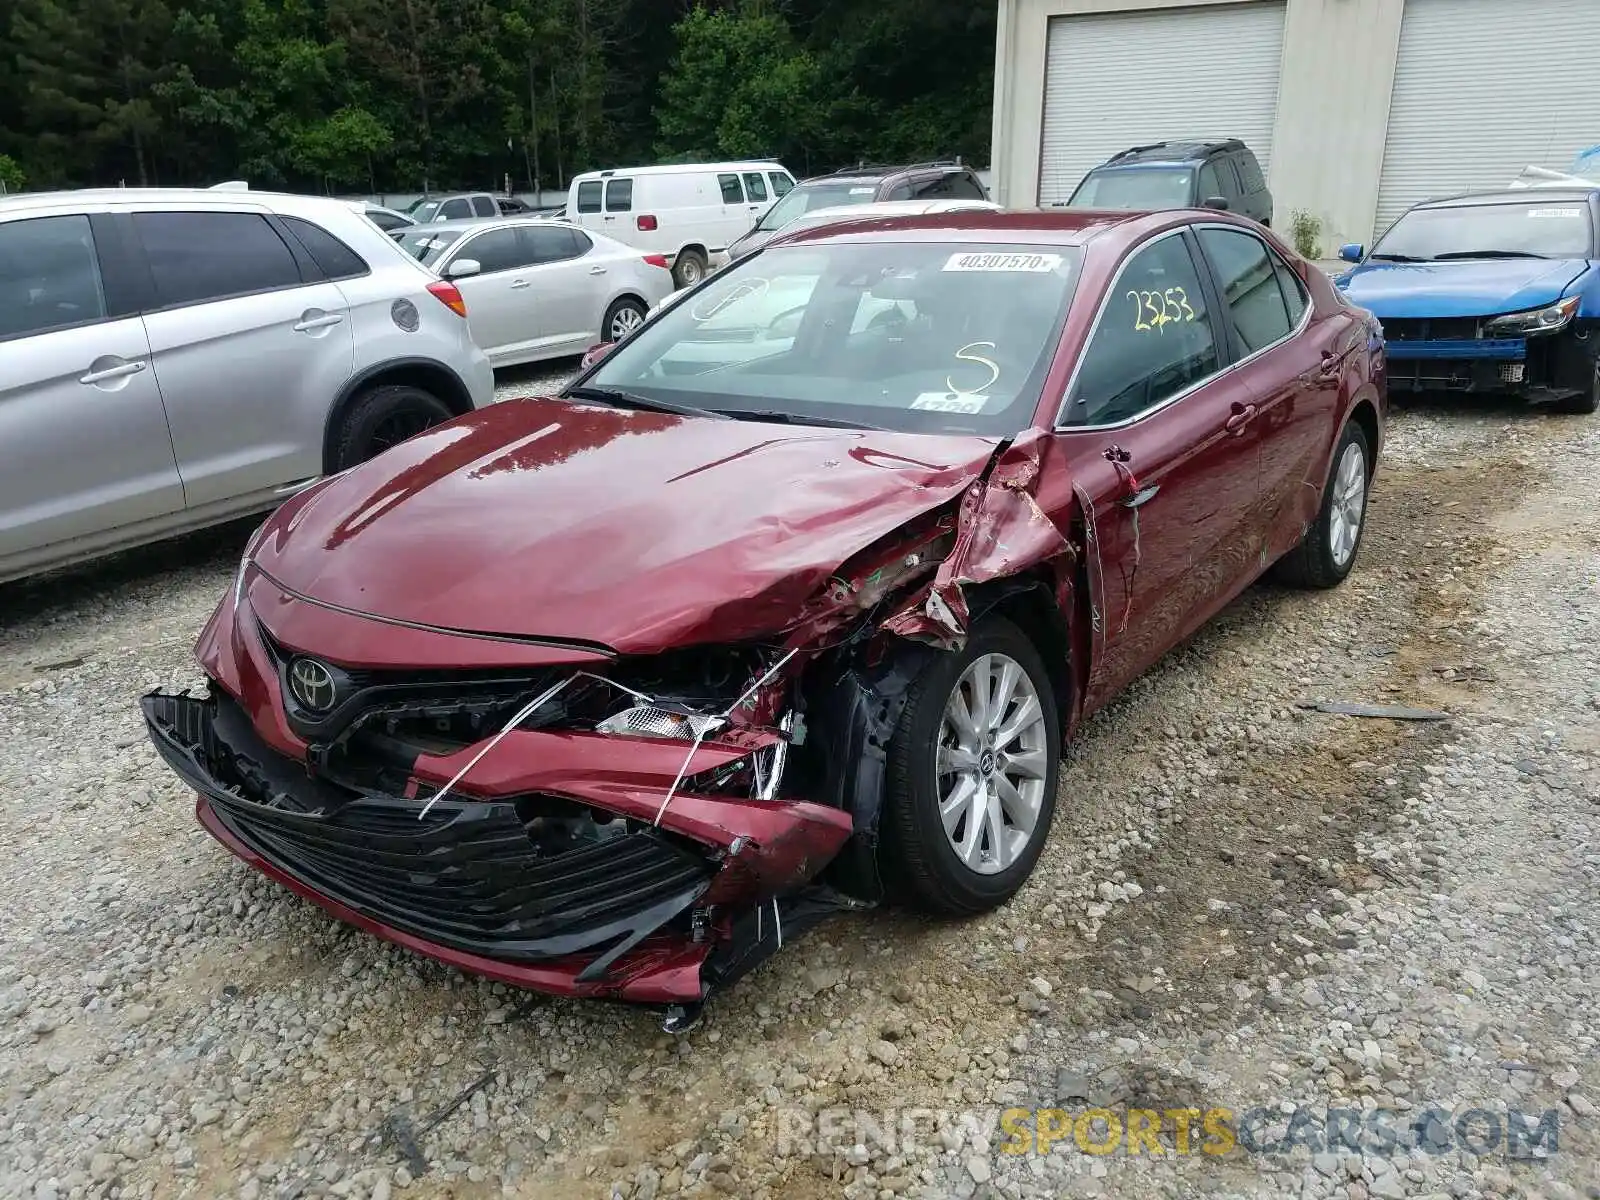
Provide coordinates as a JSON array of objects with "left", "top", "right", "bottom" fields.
[{"left": 1128, "top": 287, "right": 1196, "bottom": 333}]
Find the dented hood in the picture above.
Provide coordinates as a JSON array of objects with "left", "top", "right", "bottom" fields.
[{"left": 251, "top": 397, "right": 1002, "bottom": 653}]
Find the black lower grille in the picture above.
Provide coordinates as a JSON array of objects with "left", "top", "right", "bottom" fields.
[
  {"left": 142, "top": 691, "right": 713, "bottom": 969},
  {"left": 1382, "top": 317, "right": 1482, "bottom": 341}
]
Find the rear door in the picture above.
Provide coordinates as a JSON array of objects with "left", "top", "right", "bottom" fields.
[
  {"left": 600, "top": 177, "right": 635, "bottom": 242},
  {"left": 0, "top": 211, "right": 184, "bottom": 567},
  {"left": 1055, "top": 227, "right": 1266, "bottom": 708},
  {"left": 741, "top": 171, "right": 771, "bottom": 228},
  {"left": 133, "top": 208, "right": 355, "bottom": 508},
  {"left": 573, "top": 179, "right": 604, "bottom": 233},
  {"left": 524, "top": 226, "right": 610, "bottom": 352},
  {"left": 1196, "top": 224, "right": 1348, "bottom": 557},
  {"left": 718, "top": 172, "right": 748, "bottom": 231}
]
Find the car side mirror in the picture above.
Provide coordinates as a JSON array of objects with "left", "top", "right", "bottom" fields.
[
  {"left": 580, "top": 342, "right": 616, "bottom": 369},
  {"left": 1201, "top": 195, "right": 1230, "bottom": 211},
  {"left": 1339, "top": 243, "right": 1365, "bottom": 263},
  {"left": 445, "top": 258, "right": 481, "bottom": 280}
]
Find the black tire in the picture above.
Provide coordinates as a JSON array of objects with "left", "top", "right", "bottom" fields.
[
  {"left": 333, "top": 384, "right": 453, "bottom": 470},
  {"left": 672, "top": 249, "right": 707, "bottom": 289},
  {"left": 1272, "top": 418, "right": 1372, "bottom": 589},
  {"left": 602, "top": 296, "right": 649, "bottom": 344},
  {"left": 1552, "top": 359, "right": 1600, "bottom": 415},
  {"left": 880, "top": 616, "right": 1061, "bottom": 916}
]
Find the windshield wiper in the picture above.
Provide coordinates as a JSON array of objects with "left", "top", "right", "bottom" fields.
[
  {"left": 1369, "top": 253, "right": 1428, "bottom": 262},
  {"left": 1432, "top": 250, "right": 1550, "bottom": 260},
  {"left": 565, "top": 385, "right": 730, "bottom": 420},
  {"left": 719, "top": 408, "right": 889, "bottom": 432}
]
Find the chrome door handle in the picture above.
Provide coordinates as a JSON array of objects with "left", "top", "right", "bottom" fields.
[
  {"left": 1224, "top": 403, "right": 1259, "bottom": 434},
  {"left": 293, "top": 314, "right": 345, "bottom": 332},
  {"left": 509, "top": 279, "right": 531, "bottom": 289},
  {"left": 589, "top": 266, "right": 607, "bottom": 275},
  {"left": 79, "top": 360, "right": 145, "bottom": 385}
]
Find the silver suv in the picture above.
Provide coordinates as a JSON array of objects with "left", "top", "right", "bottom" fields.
[{"left": 0, "top": 188, "right": 495, "bottom": 585}]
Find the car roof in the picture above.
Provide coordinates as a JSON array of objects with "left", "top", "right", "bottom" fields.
[
  {"left": 0, "top": 186, "right": 365, "bottom": 219},
  {"left": 1414, "top": 187, "right": 1600, "bottom": 210},
  {"left": 1099, "top": 140, "right": 1245, "bottom": 168},
  {"left": 771, "top": 207, "right": 1150, "bottom": 249},
  {"left": 790, "top": 199, "right": 1000, "bottom": 227},
  {"left": 796, "top": 160, "right": 971, "bottom": 186},
  {"left": 571, "top": 162, "right": 786, "bottom": 180}
]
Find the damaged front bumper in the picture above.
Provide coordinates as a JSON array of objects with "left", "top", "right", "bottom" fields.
[
  {"left": 1381, "top": 319, "right": 1599, "bottom": 400},
  {"left": 142, "top": 658, "right": 856, "bottom": 1023}
]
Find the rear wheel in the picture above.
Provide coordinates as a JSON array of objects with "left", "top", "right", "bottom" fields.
[
  {"left": 672, "top": 249, "right": 707, "bottom": 289},
  {"left": 333, "top": 384, "right": 453, "bottom": 470},
  {"left": 881, "top": 616, "right": 1061, "bottom": 916},
  {"left": 1273, "top": 418, "right": 1371, "bottom": 589},
  {"left": 603, "top": 296, "right": 648, "bottom": 343}
]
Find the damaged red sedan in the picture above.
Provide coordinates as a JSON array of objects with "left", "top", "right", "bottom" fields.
[{"left": 143, "top": 209, "right": 1386, "bottom": 1030}]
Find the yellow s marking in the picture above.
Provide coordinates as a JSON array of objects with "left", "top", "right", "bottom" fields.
[{"left": 947, "top": 341, "right": 1001, "bottom": 395}]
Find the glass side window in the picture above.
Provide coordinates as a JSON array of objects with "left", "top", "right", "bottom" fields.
[
  {"left": 719, "top": 174, "right": 745, "bottom": 204},
  {"left": 576, "top": 181, "right": 603, "bottom": 214},
  {"left": 472, "top": 196, "right": 497, "bottom": 217},
  {"left": 1197, "top": 226, "right": 1294, "bottom": 353},
  {"left": 768, "top": 172, "right": 794, "bottom": 197},
  {"left": 1065, "top": 234, "right": 1219, "bottom": 426},
  {"left": 135, "top": 211, "right": 302, "bottom": 307},
  {"left": 524, "top": 226, "right": 582, "bottom": 264},
  {"left": 1197, "top": 161, "right": 1228, "bottom": 202},
  {"left": 0, "top": 214, "right": 108, "bottom": 340},
  {"left": 605, "top": 179, "right": 633, "bottom": 212},
  {"left": 743, "top": 172, "right": 769, "bottom": 202},
  {"left": 439, "top": 198, "right": 472, "bottom": 220},
  {"left": 281, "top": 217, "right": 368, "bottom": 280},
  {"left": 455, "top": 228, "right": 533, "bottom": 274}
]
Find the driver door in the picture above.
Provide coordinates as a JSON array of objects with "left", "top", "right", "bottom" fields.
[{"left": 1053, "top": 228, "right": 1266, "bottom": 710}]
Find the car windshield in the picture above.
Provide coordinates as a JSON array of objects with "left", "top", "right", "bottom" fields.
[
  {"left": 581, "top": 240, "right": 1083, "bottom": 436},
  {"left": 756, "top": 182, "right": 880, "bottom": 232},
  {"left": 409, "top": 200, "right": 442, "bottom": 223},
  {"left": 1068, "top": 167, "right": 1195, "bottom": 210},
  {"left": 1372, "top": 201, "right": 1595, "bottom": 260},
  {"left": 393, "top": 228, "right": 462, "bottom": 264}
]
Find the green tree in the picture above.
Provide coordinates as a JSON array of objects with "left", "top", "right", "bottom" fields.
[
  {"left": 655, "top": 2, "right": 823, "bottom": 164},
  {"left": 0, "top": 155, "right": 25, "bottom": 192}
]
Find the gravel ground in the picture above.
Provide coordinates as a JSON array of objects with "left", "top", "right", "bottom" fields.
[{"left": 1, "top": 395, "right": 1596, "bottom": 1200}]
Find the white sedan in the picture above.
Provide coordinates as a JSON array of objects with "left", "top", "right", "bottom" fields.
[{"left": 393, "top": 217, "right": 675, "bottom": 366}]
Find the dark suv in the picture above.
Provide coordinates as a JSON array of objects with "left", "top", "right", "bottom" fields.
[
  {"left": 1065, "top": 139, "right": 1273, "bottom": 226},
  {"left": 726, "top": 159, "right": 989, "bottom": 262}
]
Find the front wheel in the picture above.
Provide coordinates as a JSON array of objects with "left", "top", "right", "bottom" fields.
[
  {"left": 1552, "top": 357, "right": 1600, "bottom": 415},
  {"left": 1272, "top": 418, "right": 1371, "bottom": 589},
  {"left": 881, "top": 616, "right": 1061, "bottom": 916}
]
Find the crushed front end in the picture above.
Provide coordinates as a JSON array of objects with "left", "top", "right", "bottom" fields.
[
  {"left": 1378, "top": 301, "right": 1598, "bottom": 402},
  {"left": 142, "top": 569, "right": 864, "bottom": 1029}
]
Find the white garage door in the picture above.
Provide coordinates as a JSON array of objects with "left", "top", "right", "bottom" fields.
[
  {"left": 1037, "top": 2, "right": 1286, "bottom": 206},
  {"left": 1374, "top": 0, "right": 1600, "bottom": 238}
]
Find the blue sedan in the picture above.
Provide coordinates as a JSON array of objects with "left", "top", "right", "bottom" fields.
[{"left": 1335, "top": 188, "right": 1600, "bottom": 414}]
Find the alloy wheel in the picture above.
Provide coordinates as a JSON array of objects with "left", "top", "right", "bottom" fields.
[
  {"left": 610, "top": 305, "right": 645, "bottom": 341},
  {"left": 1328, "top": 441, "right": 1367, "bottom": 568},
  {"left": 935, "top": 653, "right": 1049, "bottom": 876}
]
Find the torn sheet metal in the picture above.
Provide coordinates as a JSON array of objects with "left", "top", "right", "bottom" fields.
[{"left": 1296, "top": 700, "right": 1450, "bottom": 721}]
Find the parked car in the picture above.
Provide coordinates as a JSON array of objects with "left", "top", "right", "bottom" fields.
[
  {"left": 0, "top": 187, "right": 494, "bottom": 585},
  {"left": 725, "top": 159, "right": 989, "bottom": 264},
  {"left": 1335, "top": 187, "right": 1600, "bottom": 413},
  {"left": 347, "top": 201, "right": 414, "bottom": 233},
  {"left": 1064, "top": 140, "right": 1273, "bottom": 227},
  {"left": 393, "top": 216, "right": 674, "bottom": 364},
  {"left": 141, "top": 207, "right": 1385, "bottom": 1027},
  {"left": 406, "top": 192, "right": 501, "bottom": 223},
  {"left": 565, "top": 161, "right": 798, "bottom": 288}
]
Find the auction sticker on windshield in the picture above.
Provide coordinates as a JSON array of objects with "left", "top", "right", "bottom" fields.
[
  {"left": 944, "top": 252, "right": 1064, "bottom": 273},
  {"left": 911, "top": 392, "right": 989, "bottom": 413},
  {"left": 1528, "top": 208, "right": 1583, "bottom": 219}
]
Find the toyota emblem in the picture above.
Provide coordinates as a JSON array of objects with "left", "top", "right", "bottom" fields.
[{"left": 288, "top": 657, "right": 338, "bottom": 713}]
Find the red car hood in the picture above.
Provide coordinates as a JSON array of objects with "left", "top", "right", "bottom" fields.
[{"left": 252, "top": 398, "right": 1002, "bottom": 653}]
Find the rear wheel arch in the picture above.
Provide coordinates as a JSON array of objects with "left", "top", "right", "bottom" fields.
[{"left": 322, "top": 359, "right": 474, "bottom": 475}]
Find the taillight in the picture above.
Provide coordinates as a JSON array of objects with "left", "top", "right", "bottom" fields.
[
  {"left": 426, "top": 279, "right": 468, "bottom": 318},
  {"left": 636, "top": 214, "right": 659, "bottom": 231},
  {"left": 643, "top": 253, "right": 671, "bottom": 270}
]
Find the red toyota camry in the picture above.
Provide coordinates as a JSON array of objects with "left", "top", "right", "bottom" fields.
[{"left": 143, "top": 209, "right": 1386, "bottom": 1030}]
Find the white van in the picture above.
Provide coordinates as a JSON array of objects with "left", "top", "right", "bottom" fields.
[{"left": 565, "top": 161, "right": 797, "bottom": 288}]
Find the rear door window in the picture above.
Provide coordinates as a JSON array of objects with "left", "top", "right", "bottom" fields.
[
  {"left": 743, "top": 172, "right": 769, "bottom": 203},
  {"left": 281, "top": 217, "right": 369, "bottom": 280},
  {"left": 1196, "top": 226, "right": 1296, "bottom": 353},
  {"left": 605, "top": 179, "right": 633, "bottom": 212},
  {"left": 1198, "top": 161, "right": 1228, "bottom": 203},
  {"left": 471, "top": 196, "right": 497, "bottom": 217},
  {"left": 718, "top": 174, "right": 745, "bottom": 204},
  {"left": 0, "top": 214, "right": 108, "bottom": 340},
  {"left": 523, "top": 225, "right": 584, "bottom": 264},
  {"left": 576, "top": 181, "right": 603, "bottom": 214},
  {"left": 134, "top": 211, "right": 303, "bottom": 307},
  {"left": 439, "top": 198, "right": 472, "bottom": 220}
]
